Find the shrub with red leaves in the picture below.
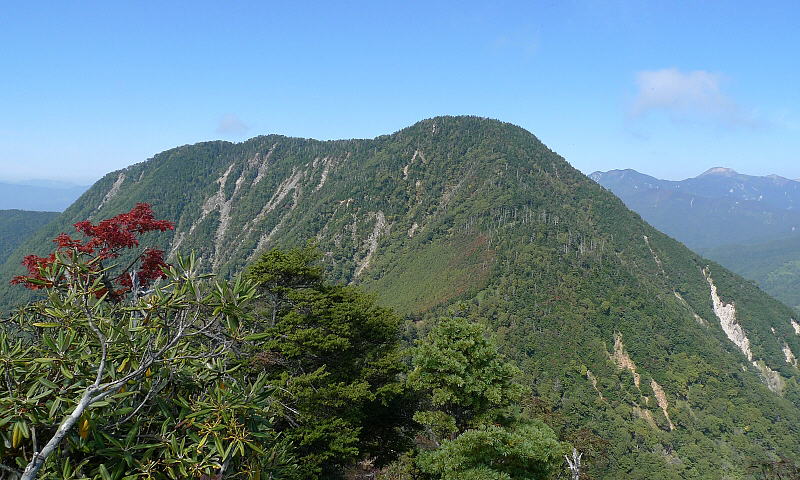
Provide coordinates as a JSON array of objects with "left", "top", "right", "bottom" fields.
[{"left": 12, "top": 203, "right": 174, "bottom": 298}]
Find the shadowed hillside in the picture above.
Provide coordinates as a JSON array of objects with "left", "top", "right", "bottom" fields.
[{"left": 0, "top": 209, "right": 58, "bottom": 264}]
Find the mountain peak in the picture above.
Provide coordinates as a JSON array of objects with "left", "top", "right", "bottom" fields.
[
  {"left": 766, "top": 173, "right": 790, "bottom": 181},
  {"left": 699, "top": 167, "right": 738, "bottom": 177},
  {"left": 590, "top": 169, "right": 641, "bottom": 178},
  {"left": 5, "top": 119, "right": 800, "bottom": 477}
]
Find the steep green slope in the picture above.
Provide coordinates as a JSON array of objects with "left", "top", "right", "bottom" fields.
[
  {"left": 3, "top": 117, "right": 800, "bottom": 478},
  {"left": 0, "top": 209, "right": 58, "bottom": 264},
  {"left": 592, "top": 168, "right": 800, "bottom": 314},
  {"left": 701, "top": 236, "right": 800, "bottom": 311}
]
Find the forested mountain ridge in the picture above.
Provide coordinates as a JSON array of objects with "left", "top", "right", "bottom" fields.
[
  {"left": 592, "top": 168, "right": 800, "bottom": 311},
  {"left": 3, "top": 116, "right": 800, "bottom": 478}
]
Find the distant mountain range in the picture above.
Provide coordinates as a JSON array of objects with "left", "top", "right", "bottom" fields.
[
  {"left": 0, "top": 180, "right": 89, "bottom": 211},
  {"left": 592, "top": 167, "right": 800, "bottom": 309},
  {"left": 4, "top": 117, "right": 800, "bottom": 476},
  {"left": 590, "top": 168, "right": 800, "bottom": 250}
]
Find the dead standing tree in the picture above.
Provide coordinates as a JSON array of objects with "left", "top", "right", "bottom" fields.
[{"left": 565, "top": 447, "right": 583, "bottom": 480}]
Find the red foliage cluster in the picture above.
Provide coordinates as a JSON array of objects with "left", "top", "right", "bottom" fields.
[{"left": 12, "top": 203, "right": 175, "bottom": 297}]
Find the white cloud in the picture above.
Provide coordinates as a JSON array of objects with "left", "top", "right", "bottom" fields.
[
  {"left": 216, "top": 114, "right": 249, "bottom": 136},
  {"left": 630, "top": 68, "right": 756, "bottom": 127}
]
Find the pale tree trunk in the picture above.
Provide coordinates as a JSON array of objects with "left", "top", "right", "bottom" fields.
[
  {"left": 20, "top": 388, "right": 96, "bottom": 480},
  {"left": 565, "top": 448, "right": 582, "bottom": 480}
]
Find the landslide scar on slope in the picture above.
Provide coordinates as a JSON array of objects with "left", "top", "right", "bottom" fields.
[
  {"left": 354, "top": 211, "right": 389, "bottom": 278},
  {"left": 704, "top": 267, "right": 785, "bottom": 393},
  {"left": 610, "top": 333, "right": 641, "bottom": 389},
  {"left": 610, "top": 334, "right": 676, "bottom": 431},
  {"left": 783, "top": 343, "right": 797, "bottom": 367},
  {"left": 651, "top": 379, "right": 675, "bottom": 431},
  {"left": 97, "top": 173, "right": 126, "bottom": 210},
  {"left": 586, "top": 369, "right": 605, "bottom": 401},
  {"left": 402, "top": 150, "right": 424, "bottom": 180},
  {"left": 703, "top": 267, "right": 753, "bottom": 361}
]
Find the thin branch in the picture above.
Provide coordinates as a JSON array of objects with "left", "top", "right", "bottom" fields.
[
  {"left": 31, "top": 426, "right": 38, "bottom": 459},
  {"left": 82, "top": 296, "right": 108, "bottom": 388},
  {"left": 111, "top": 375, "right": 169, "bottom": 428},
  {"left": 98, "top": 311, "right": 196, "bottom": 391},
  {"left": 21, "top": 386, "right": 95, "bottom": 480},
  {"left": 0, "top": 462, "right": 22, "bottom": 479}
]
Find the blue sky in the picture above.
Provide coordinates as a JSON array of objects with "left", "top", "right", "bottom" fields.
[{"left": 2, "top": 1, "right": 799, "bottom": 184}]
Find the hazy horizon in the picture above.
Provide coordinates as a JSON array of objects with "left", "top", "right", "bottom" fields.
[
  {"left": 2, "top": 143, "right": 797, "bottom": 186},
  {"left": 3, "top": 1, "right": 799, "bottom": 183}
]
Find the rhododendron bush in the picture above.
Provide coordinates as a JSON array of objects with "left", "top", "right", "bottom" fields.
[
  {"left": 0, "top": 205, "right": 294, "bottom": 479},
  {"left": 12, "top": 203, "right": 173, "bottom": 298}
]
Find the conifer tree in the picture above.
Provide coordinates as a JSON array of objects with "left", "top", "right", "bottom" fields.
[
  {"left": 245, "top": 245, "right": 415, "bottom": 478},
  {"left": 409, "top": 317, "right": 564, "bottom": 479}
]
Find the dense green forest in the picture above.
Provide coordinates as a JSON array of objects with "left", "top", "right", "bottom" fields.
[
  {"left": 3, "top": 116, "right": 800, "bottom": 478},
  {"left": 701, "top": 236, "right": 800, "bottom": 311},
  {"left": 1, "top": 221, "right": 564, "bottom": 478}
]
